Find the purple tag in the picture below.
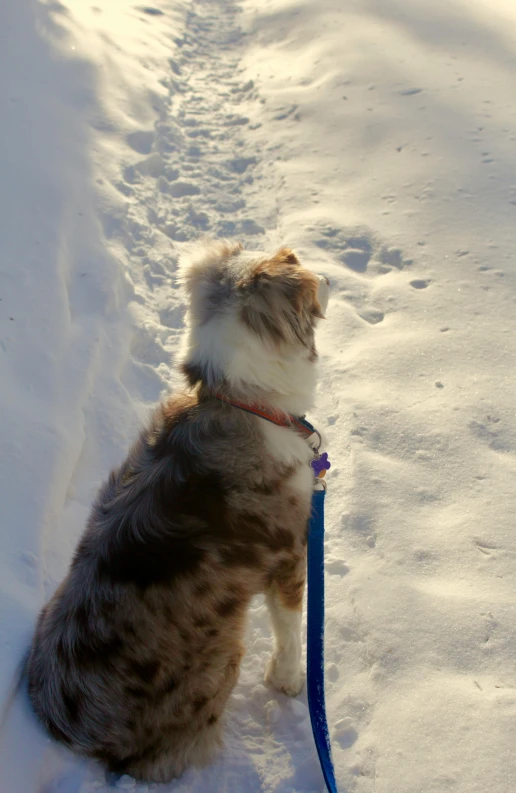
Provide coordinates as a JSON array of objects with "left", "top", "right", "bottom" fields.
[{"left": 311, "top": 452, "right": 331, "bottom": 476}]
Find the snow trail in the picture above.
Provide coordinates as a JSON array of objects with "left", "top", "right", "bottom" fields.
[
  {"left": 116, "top": 0, "right": 276, "bottom": 371},
  {"left": 0, "top": 3, "right": 323, "bottom": 792}
]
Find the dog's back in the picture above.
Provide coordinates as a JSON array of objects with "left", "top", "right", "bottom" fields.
[{"left": 28, "top": 394, "right": 311, "bottom": 780}]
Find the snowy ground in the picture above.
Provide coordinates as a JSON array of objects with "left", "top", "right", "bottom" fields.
[{"left": 1, "top": 0, "right": 516, "bottom": 791}]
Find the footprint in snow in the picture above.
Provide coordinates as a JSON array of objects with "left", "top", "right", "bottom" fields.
[
  {"left": 126, "top": 130, "right": 155, "bottom": 155},
  {"left": 136, "top": 6, "right": 165, "bottom": 15},
  {"left": 315, "top": 227, "right": 373, "bottom": 273},
  {"left": 130, "top": 326, "right": 169, "bottom": 367},
  {"left": 326, "top": 559, "right": 350, "bottom": 577},
  {"left": 358, "top": 308, "right": 384, "bottom": 325},
  {"left": 474, "top": 538, "right": 498, "bottom": 557},
  {"left": 314, "top": 225, "right": 410, "bottom": 280},
  {"left": 167, "top": 181, "right": 201, "bottom": 198},
  {"left": 159, "top": 304, "right": 184, "bottom": 330},
  {"left": 135, "top": 153, "right": 164, "bottom": 178},
  {"left": 340, "top": 248, "right": 371, "bottom": 273},
  {"left": 333, "top": 717, "right": 359, "bottom": 748}
]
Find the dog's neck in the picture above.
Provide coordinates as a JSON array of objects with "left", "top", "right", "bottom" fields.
[
  {"left": 181, "top": 310, "right": 317, "bottom": 417},
  {"left": 191, "top": 355, "right": 316, "bottom": 417}
]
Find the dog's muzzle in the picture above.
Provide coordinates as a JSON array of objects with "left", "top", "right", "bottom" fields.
[{"left": 317, "top": 275, "right": 330, "bottom": 317}]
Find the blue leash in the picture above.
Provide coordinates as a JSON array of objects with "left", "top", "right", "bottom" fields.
[{"left": 307, "top": 487, "right": 338, "bottom": 793}]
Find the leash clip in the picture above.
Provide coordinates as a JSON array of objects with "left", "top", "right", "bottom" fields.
[{"left": 308, "top": 428, "right": 322, "bottom": 454}]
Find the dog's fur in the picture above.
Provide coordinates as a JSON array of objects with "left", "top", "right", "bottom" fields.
[{"left": 27, "top": 240, "right": 329, "bottom": 782}]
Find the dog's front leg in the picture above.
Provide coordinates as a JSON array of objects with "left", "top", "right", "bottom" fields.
[{"left": 265, "top": 555, "right": 305, "bottom": 696}]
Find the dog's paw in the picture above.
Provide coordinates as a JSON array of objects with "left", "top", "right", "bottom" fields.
[{"left": 265, "top": 652, "right": 304, "bottom": 696}]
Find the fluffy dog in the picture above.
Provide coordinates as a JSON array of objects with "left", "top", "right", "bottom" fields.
[{"left": 28, "top": 240, "right": 330, "bottom": 782}]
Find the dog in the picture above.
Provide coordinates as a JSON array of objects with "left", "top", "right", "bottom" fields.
[{"left": 27, "top": 240, "right": 330, "bottom": 782}]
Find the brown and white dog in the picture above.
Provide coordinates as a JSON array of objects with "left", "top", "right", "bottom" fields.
[{"left": 28, "top": 240, "right": 330, "bottom": 783}]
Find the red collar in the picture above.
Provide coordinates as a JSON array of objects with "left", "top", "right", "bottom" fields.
[{"left": 214, "top": 393, "right": 319, "bottom": 444}]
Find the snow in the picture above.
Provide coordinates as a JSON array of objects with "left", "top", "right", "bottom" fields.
[{"left": 1, "top": 0, "right": 516, "bottom": 791}]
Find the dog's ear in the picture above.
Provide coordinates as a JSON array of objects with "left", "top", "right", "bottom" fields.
[
  {"left": 239, "top": 248, "right": 324, "bottom": 345},
  {"left": 178, "top": 239, "right": 243, "bottom": 296},
  {"left": 276, "top": 247, "right": 300, "bottom": 266}
]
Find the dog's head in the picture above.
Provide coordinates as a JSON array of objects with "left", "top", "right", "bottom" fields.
[{"left": 178, "top": 240, "right": 329, "bottom": 412}]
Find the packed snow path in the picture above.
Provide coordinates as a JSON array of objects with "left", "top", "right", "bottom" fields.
[{"left": 1, "top": 1, "right": 516, "bottom": 792}]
